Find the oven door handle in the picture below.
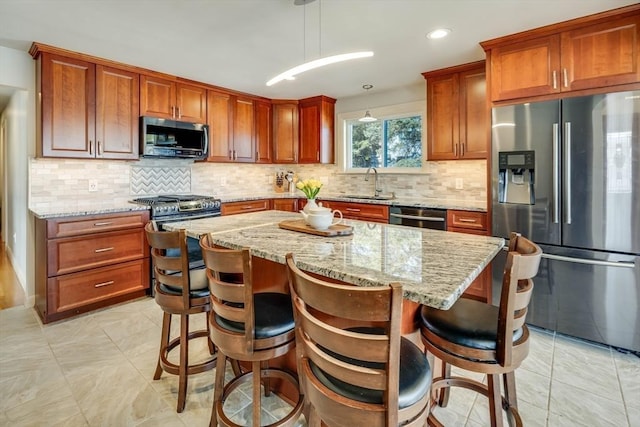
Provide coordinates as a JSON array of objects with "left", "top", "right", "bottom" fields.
[
  {"left": 389, "top": 213, "right": 445, "bottom": 222},
  {"left": 156, "top": 212, "right": 221, "bottom": 224}
]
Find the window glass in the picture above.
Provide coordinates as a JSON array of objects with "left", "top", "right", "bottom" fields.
[{"left": 346, "top": 114, "right": 422, "bottom": 169}]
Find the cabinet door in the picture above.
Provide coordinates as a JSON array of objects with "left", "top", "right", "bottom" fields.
[
  {"left": 95, "top": 65, "right": 139, "bottom": 159},
  {"left": 255, "top": 101, "right": 272, "bottom": 163},
  {"left": 233, "top": 97, "right": 256, "bottom": 162},
  {"left": 427, "top": 74, "right": 459, "bottom": 160},
  {"left": 40, "top": 53, "right": 95, "bottom": 158},
  {"left": 561, "top": 15, "right": 640, "bottom": 91},
  {"left": 299, "top": 102, "right": 319, "bottom": 163},
  {"left": 177, "top": 83, "right": 207, "bottom": 123},
  {"left": 299, "top": 96, "right": 335, "bottom": 164},
  {"left": 272, "top": 199, "right": 297, "bottom": 212},
  {"left": 489, "top": 35, "right": 561, "bottom": 101},
  {"left": 273, "top": 102, "right": 299, "bottom": 163},
  {"left": 140, "top": 75, "right": 175, "bottom": 119},
  {"left": 207, "top": 90, "right": 233, "bottom": 162},
  {"left": 459, "top": 68, "right": 487, "bottom": 159}
]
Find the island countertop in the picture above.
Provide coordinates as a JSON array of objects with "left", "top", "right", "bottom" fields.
[{"left": 163, "top": 211, "right": 504, "bottom": 310}]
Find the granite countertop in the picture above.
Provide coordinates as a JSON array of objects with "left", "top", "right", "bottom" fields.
[
  {"left": 29, "top": 201, "right": 149, "bottom": 219},
  {"left": 29, "top": 192, "right": 485, "bottom": 219},
  {"left": 163, "top": 210, "right": 504, "bottom": 309},
  {"left": 222, "top": 193, "right": 487, "bottom": 212}
]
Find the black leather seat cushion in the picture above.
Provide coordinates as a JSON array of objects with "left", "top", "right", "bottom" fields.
[
  {"left": 420, "top": 298, "right": 523, "bottom": 351},
  {"left": 309, "top": 328, "right": 431, "bottom": 409},
  {"left": 215, "top": 293, "right": 294, "bottom": 339},
  {"left": 158, "top": 265, "right": 209, "bottom": 297}
]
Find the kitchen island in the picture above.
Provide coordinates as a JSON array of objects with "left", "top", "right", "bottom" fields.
[{"left": 162, "top": 210, "right": 504, "bottom": 310}]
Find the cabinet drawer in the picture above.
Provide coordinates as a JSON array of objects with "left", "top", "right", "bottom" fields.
[
  {"left": 48, "top": 211, "right": 149, "bottom": 238},
  {"left": 323, "top": 201, "right": 389, "bottom": 223},
  {"left": 272, "top": 199, "right": 298, "bottom": 212},
  {"left": 48, "top": 258, "right": 149, "bottom": 314},
  {"left": 222, "top": 199, "right": 270, "bottom": 215},
  {"left": 447, "top": 210, "right": 487, "bottom": 232},
  {"left": 48, "top": 229, "right": 147, "bottom": 276}
]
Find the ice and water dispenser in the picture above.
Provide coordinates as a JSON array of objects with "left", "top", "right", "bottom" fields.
[{"left": 497, "top": 150, "right": 535, "bottom": 205}]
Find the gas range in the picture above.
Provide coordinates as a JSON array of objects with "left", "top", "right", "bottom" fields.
[{"left": 129, "top": 194, "right": 221, "bottom": 221}]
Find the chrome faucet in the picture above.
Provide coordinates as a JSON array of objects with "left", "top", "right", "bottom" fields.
[{"left": 365, "top": 167, "right": 382, "bottom": 197}]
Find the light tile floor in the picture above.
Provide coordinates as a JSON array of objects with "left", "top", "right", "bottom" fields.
[{"left": 1, "top": 297, "right": 638, "bottom": 426}]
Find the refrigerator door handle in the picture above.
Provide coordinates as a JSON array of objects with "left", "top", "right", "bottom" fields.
[
  {"left": 564, "top": 121, "right": 572, "bottom": 225},
  {"left": 542, "top": 253, "right": 635, "bottom": 268},
  {"left": 552, "top": 123, "right": 560, "bottom": 223}
]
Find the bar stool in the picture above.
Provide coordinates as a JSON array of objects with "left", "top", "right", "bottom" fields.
[
  {"left": 419, "top": 232, "right": 542, "bottom": 427},
  {"left": 144, "top": 222, "right": 217, "bottom": 413},
  {"left": 199, "top": 234, "right": 303, "bottom": 427},
  {"left": 285, "top": 253, "right": 431, "bottom": 427}
]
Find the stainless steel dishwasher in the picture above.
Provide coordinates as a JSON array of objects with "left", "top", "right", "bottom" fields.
[{"left": 388, "top": 206, "right": 447, "bottom": 230}]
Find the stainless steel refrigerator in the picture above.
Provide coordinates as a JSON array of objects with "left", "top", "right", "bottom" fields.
[{"left": 491, "top": 90, "right": 640, "bottom": 353}]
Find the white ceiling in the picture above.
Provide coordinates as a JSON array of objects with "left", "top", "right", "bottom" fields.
[{"left": 0, "top": 0, "right": 636, "bottom": 104}]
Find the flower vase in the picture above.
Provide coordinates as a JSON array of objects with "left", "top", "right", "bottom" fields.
[{"left": 304, "top": 198, "right": 318, "bottom": 214}]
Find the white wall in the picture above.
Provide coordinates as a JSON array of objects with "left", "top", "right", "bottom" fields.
[{"left": 0, "top": 46, "right": 36, "bottom": 304}]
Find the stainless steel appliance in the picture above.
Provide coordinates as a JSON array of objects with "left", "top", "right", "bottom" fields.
[
  {"left": 389, "top": 206, "right": 447, "bottom": 230},
  {"left": 491, "top": 91, "right": 640, "bottom": 353},
  {"left": 140, "top": 117, "right": 208, "bottom": 159},
  {"left": 129, "top": 194, "right": 221, "bottom": 270}
]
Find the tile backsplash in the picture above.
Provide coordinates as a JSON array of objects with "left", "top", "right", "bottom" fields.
[{"left": 29, "top": 157, "right": 487, "bottom": 209}]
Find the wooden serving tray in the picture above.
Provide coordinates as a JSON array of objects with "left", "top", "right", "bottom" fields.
[{"left": 278, "top": 219, "right": 353, "bottom": 237}]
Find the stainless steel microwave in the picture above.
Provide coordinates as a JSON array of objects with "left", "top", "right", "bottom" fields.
[{"left": 140, "top": 116, "right": 208, "bottom": 159}]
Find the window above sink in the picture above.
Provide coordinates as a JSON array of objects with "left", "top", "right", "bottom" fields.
[{"left": 337, "top": 101, "right": 425, "bottom": 174}]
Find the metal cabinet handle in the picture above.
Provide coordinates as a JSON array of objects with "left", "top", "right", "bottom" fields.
[
  {"left": 241, "top": 205, "right": 254, "bottom": 210},
  {"left": 171, "top": 106, "right": 175, "bottom": 118},
  {"left": 93, "top": 222, "right": 113, "bottom": 226},
  {"left": 563, "top": 68, "right": 568, "bottom": 88},
  {"left": 97, "top": 141, "right": 102, "bottom": 155},
  {"left": 345, "top": 208, "right": 361, "bottom": 212},
  {"left": 94, "top": 280, "right": 114, "bottom": 288},
  {"left": 228, "top": 150, "right": 232, "bottom": 160},
  {"left": 89, "top": 140, "right": 93, "bottom": 155},
  {"left": 460, "top": 143, "right": 465, "bottom": 157},
  {"left": 177, "top": 106, "right": 181, "bottom": 119},
  {"left": 94, "top": 247, "right": 114, "bottom": 253},
  {"left": 454, "top": 144, "right": 457, "bottom": 157},
  {"left": 552, "top": 70, "right": 557, "bottom": 90},
  {"left": 458, "top": 218, "right": 477, "bottom": 223}
]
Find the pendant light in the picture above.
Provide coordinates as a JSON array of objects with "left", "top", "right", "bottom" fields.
[
  {"left": 359, "top": 85, "right": 377, "bottom": 122},
  {"left": 267, "top": 0, "right": 374, "bottom": 86}
]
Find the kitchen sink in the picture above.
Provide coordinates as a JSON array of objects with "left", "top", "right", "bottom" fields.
[{"left": 339, "top": 194, "right": 396, "bottom": 201}]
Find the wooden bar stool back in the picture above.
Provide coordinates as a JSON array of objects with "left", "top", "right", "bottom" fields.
[
  {"left": 420, "top": 232, "right": 542, "bottom": 427},
  {"left": 199, "top": 234, "right": 303, "bottom": 427},
  {"left": 144, "top": 222, "right": 216, "bottom": 413},
  {"left": 285, "top": 253, "right": 431, "bottom": 427}
]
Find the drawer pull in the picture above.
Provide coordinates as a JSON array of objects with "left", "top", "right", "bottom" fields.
[
  {"left": 93, "top": 222, "right": 113, "bottom": 226},
  {"left": 346, "top": 208, "right": 361, "bottom": 212},
  {"left": 94, "top": 280, "right": 114, "bottom": 288},
  {"left": 94, "top": 247, "right": 114, "bottom": 253},
  {"left": 242, "top": 206, "right": 254, "bottom": 210},
  {"left": 458, "top": 218, "right": 477, "bottom": 223}
]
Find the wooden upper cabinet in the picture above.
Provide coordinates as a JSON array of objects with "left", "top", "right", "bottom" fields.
[
  {"left": 206, "top": 90, "right": 255, "bottom": 163},
  {"left": 562, "top": 15, "right": 640, "bottom": 91},
  {"left": 232, "top": 96, "right": 256, "bottom": 162},
  {"left": 37, "top": 52, "right": 138, "bottom": 159},
  {"left": 140, "top": 75, "right": 206, "bottom": 123},
  {"left": 272, "top": 100, "right": 299, "bottom": 163},
  {"left": 298, "top": 96, "right": 336, "bottom": 164},
  {"left": 95, "top": 65, "right": 139, "bottom": 159},
  {"left": 255, "top": 101, "right": 272, "bottom": 163},
  {"left": 207, "top": 90, "right": 233, "bottom": 161},
  {"left": 423, "top": 61, "right": 486, "bottom": 161},
  {"left": 487, "top": 35, "right": 561, "bottom": 101},
  {"left": 482, "top": 6, "right": 640, "bottom": 102}
]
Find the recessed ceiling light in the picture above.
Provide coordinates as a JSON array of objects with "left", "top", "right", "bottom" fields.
[{"left": 427, "top": 28, "right": 451, "bottom": 39}]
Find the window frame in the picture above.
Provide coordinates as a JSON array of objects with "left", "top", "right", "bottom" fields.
[{"left": 337, "top": 101, "right": 426, "bottom": 174}]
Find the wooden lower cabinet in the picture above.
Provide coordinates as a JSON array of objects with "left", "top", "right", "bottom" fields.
[
  {"left": 221, "top": 199, "right": 271, "bottom": 215},
  {"left": 35, "top": 211, "right": 150, "bottom": 323},
  {"left": 299, "top": 199, "right": 389, "bottom": 223},
  {"left": 447, "top": 209, "right": 491, "bottom": 302},
  {"left": 272, "top": 198, "right": 298, "bottom": 212}
]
